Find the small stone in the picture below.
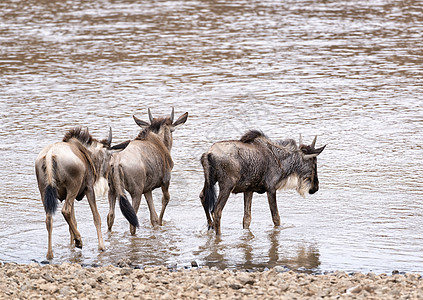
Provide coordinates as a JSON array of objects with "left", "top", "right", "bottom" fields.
[
  {"left": 347, "top": 285, "right": 362, "bottom": 294},
  {"left": 237, "top": 274, "right": 255, "bottom": 285},
  {"left": 120, "top": 268, "right": 132, "bottom": 276},
  {"left": 42, "top": 273, "right": 54, "bottom": 283},
  {"left": 191, "top": 261, "right": 198, "bottom": 268},
  {"left": 274, "top": 266, "right": 289, "bottom": 273}
]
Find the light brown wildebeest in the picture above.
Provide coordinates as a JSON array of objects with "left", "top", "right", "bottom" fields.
[
  {"left": 35, "top": 126, "right": 116, "bottom": 259},
  {"left": 107, "top": 108, "right": 188, "bottom": 235},
  {"left": 200, "top": 130, "right": 326, "bottom": 235}
]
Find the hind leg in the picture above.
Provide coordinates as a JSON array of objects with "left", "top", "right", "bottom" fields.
[
  {"left": 107, "top": 185, "right": 117, "bottom": 232},
  {"left": 46, "top": 213, "right": 54, "bottom": 259},
  {"left": 62, "top": 195, "right": 83, "bottom": 248},
  {"left": 243, "top": 191, "right": 253, "bottom": 229},
  {"left": 158, "top": 182, "right": 170, "bottom": 226},
  {"left": 199, "top": 188, "right": 213, "bottom": 229},
  {"left": 129, "top": 191, "right": 142, "bottom": 235},
  {"left": 69, "top": 200, "right": 77, "bottom": 246}
]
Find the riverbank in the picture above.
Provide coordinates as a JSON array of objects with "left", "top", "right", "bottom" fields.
[{"left": 1, "top": 262, "right": 421, "bottom": 299}]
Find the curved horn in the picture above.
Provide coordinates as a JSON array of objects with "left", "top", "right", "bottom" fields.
[
  {"left": 107, "top": 126, "right": 112, "bottom": 146},
  {"left": 148, "top": 108, "right": 154, "bottom": 122},
  {"left": 299, "top": 133, "right": 303, "bottom": 146},
  {"left": 310, "top": 135, "right": 317, "bottom": 149},
  {"left": 170, "top": 107, "right": 174, "bottom": 123}
]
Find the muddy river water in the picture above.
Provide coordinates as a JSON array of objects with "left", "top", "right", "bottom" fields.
[{"left": 1, "top": 0, "right": 422, "bottom": 274}]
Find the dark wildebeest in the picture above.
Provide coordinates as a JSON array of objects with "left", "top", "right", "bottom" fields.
[
  {"left": 35, "top": 126, "right": 118, "bottom": 259},
  {"left": 200, "top": 130, "right": 326, "bottom": 235},
  {"left": 107, "top": 108, "right": 188, "bottom": 234}
]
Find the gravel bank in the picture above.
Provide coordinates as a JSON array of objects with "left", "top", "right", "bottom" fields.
[{"left": 1, "top": 262, "right": 422, "bottom": 299}]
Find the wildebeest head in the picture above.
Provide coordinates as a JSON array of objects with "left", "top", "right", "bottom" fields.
[
  {"left": 133, "top": 107, "right": 188, "bottom": 150},
  {"left": 298, "top": 135, "right": 326, "bottom": 195},
  {"left": 89, "top": 127, "right": 113, "bottom": 197}
]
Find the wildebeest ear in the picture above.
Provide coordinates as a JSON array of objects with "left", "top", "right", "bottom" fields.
[
  {"left": 111, "top": 140, "right": 131, "bottom": 151},
  {"left": 172, "top": 112, "right": 188, "bottom": 128},
  {"left": 133, "top": 115, "right": 150, "bottom": 128},
  {"left": 303, "top": 145, "right": 326, "bottom": 159}
]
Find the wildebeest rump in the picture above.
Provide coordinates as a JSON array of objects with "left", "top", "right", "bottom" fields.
[
  {"left": 107, "top": 108, "right": 188, "bottom": 235},
  {"left": 200, "top": 130, "right": 326, "bottom": 235},
  {"left": 35, "top": 126, "right": 113, "bottom": 259}
]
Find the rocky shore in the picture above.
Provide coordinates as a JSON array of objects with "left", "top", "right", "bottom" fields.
[{"left": 1, "top": 261, "right": 422, "bottom": 299}]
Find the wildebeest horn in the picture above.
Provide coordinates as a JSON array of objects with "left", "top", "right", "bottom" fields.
[
  {"left": 170, "top": 107, "right": 174, "bottom": 123},
  {"left": 310, "top": 135, "right": 317, "bottom": 149},
  {"left": 148, "top": 108, "right": 154, "bottom": 122},
  {"left": 107, "top": 126, "right": 112, "bottom": 146},
  {"left": 133, "top": 115, "right": 150, "bottom": 127},
  {"left": 299, "top": 134, "right": 303, "bottom": 146}
]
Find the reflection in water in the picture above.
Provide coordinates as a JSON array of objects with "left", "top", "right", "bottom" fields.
[{"left": 196, "top": 228, "right": 320, "bottom": 272}]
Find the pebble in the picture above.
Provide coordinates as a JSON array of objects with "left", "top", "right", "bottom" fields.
[{"left": 0, "top": 263, "right": 422, "bottom": 299}]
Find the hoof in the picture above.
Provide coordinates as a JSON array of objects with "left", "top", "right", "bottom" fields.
[{"left": 75, "top": 239, "right": 83, "bottom": 249}]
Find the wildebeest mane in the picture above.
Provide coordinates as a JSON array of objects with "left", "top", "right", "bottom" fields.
[
  {"left": 62, "top": 126, "right": 94, "bottom": 145},
  {"left": 62, "top": 126, "right": 98, "bottom": 183},
  {"left": 240, "top": 130, "right": 266, "bottom": 143}
]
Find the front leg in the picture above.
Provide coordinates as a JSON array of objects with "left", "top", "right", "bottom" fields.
[
  {"left": 86, "top": 187, "right": 105, "bottom": 251},
  {"left": 266, "top": 190, "right": 280, "bottom": 226},
  {"left": 243, "top": 191, "right": 253, "bottom": 229},
  {"left": 159, "top": 183, "right": 170, "bottom": 226},
  {"left": 144, "top": 191, "right": 159, "bottom": 228}
]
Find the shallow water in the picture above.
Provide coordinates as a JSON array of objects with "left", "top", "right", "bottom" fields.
[{"left": 1, "top": 0, "right": 422, "bottom": 274}]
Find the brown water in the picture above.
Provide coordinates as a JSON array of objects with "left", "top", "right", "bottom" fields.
[{"left": 1, "top": 0, "right": 422, "bottom": 273}]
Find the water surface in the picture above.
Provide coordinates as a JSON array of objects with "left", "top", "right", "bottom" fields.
[{"left": 1, "top": 0, "right": 422, "bottom": 273}]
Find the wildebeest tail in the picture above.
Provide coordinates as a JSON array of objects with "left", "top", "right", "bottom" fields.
[
  {"left": 44, "top": 184, "right": 58, "bottom": 214},
  {"left": 201, "top": 153, "right": 217, "bottom": 213},
  {"left": 112, "top": 164, "right": 139, "bottom": 228},
  {"left": 119, "top": 195, "right": 139, "bottom": 228},
  {"left": 42, "top": 154, "right": 59, "bottom": 214}
]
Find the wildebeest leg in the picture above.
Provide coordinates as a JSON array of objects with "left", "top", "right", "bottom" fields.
[
  {"left": 85, "top": 187, "right": 105, "bottom": 251},
  {"left": 46, "top": 213, "right": 53, "bottom": 260},
  {"left": 129, "top": 191, "right": 142, "bottom": 235},
  {"left": 144, "top": 191, "right": 159, "bottom": 228},
  {"left": 212, "top": 185, "right": 233, "bottom": 235},
  {"left": 243, "top": 191, "right": 253, "bottom": 229},
  {"left": 107, "top": 188, "right": 117, "bottom": 232},
  {"left": 267, "top": 190, "right": 280, "bottom": 226},
  {"left": 158, "top": 183, "right": 170, "bottom": 226},
  {"left": 199, "top": 188, "right": 213, "bottom": 229},
  {"left": 69, "top": 200, "right": 76, "bottom": 246},
  {"left": 62, "top": 195, "right": 83, "bottom": 248}
]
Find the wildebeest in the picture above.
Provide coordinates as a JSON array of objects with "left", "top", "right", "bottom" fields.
[
  {"left": 199, "top": 130, "right": 326, "bottom": 235},
  {"left": 107, "top": 108, "right": 188, "bottom": 235},
  {"left": 35, "top": 126, "right": 115, "bottom": 259}
]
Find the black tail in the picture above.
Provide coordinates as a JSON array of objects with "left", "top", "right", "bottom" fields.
[
  {"left": 44, "top": 184, "right": 58, "bottom": 215},
  {"left": 119, "top": 195, "right": 139, "bottom": 228},
  {"left": 201, "top": 153, "right": 217, "bottom": 213}
]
